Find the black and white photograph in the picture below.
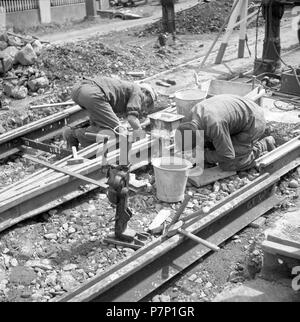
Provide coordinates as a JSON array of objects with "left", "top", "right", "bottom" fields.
[{"left": 0, "top": 0, "right": 299, "bottom": 308}]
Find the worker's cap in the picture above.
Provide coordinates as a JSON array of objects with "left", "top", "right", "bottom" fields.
[{"left": 139, "top": 83, "right": 158, "bottom": 103}]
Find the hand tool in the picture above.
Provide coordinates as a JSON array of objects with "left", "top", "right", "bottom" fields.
[
  {"left": 67, "top": 146, "right": 85, "bottom": 165},
  {"left": 166, "top": 220, "right": 220, "bottom": 251},
  {"left": 103, "top": 130, "right": 150, "bottom": 249},
  {"left": 165, "top": 194, "right": 220, "bottom": 252}
]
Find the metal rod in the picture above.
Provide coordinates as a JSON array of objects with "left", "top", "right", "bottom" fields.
[{"left": 178, "top": 228, "right": 220, "bottom": 251}]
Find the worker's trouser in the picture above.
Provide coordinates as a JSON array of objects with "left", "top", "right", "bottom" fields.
[
  {"left": 63, "top": 125, "right": 115, "bottom": 149},
  {"left": 63, "top": 125, "right": 99, "bottom": 149},
  {"left": 217, "top": 118, "right": 267, "bottom": 171},
  {"left": 64, "top": 80, "right": 120, "bottom": 149}
]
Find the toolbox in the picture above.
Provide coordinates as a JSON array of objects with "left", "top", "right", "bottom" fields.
[
  {"left": 148, "top": 111, "right": 184, "bottom": 133},
  {"left": 279, "top": 68, "right": 300, "bottom": 97}
]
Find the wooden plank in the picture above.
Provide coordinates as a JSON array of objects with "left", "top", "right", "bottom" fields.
[
  {"left": 0, "top": 136, "right": 156, "bottom": 213},
  {"left": 0, "top": 144, "right": 100, "bottom": 197},
  {"left": 0, "top": 141, "right": 103, "bottom": 196},
  {"left": 267, "top": 234, "right": 300, "bottom": 250},
  {"left": 0, "top": 155, "right": 153, "bottom": 233},
  {"left": 0, "top": 136, "right": 119, "bottom": 196},
  {"left": 188, "top": 166, "right": 236, "bottom": 188},
  {"left": 0, "top": 104, "right": 171, "bottom": 195},
  {"left": 8, "top": 134, "right": 143, "bottom": 196},
  {"left": 261, "top": 240, "right": 300, "bottom": 260},
  {"left": 23, "top": 154, "right": 108, "bottom": 190}
]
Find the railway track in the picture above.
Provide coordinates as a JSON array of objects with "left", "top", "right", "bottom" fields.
[
  {"left": 0, "top": 105, "right": 88, "bottom": 160},
  {"left": 0, "top": 15, "right": 296, "bottom": 162},
  {"left": 0, "top": 13, "right": 298, "bottom": 302},
  {"left": 55, "top": 136, "right": 300, "bottom": 302}
]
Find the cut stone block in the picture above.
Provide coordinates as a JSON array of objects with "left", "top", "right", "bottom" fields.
[
  {"left": 148, "top": 209, "right": 172, "bottom": 234},
  {"left": 213, "top": 278, "right": 300, "bottom": 302},
  {"left": 265, "top": 209, "right": 300, "bottom": 249}
]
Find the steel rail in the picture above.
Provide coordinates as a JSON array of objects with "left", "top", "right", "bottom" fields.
[
  {"left": 0, "top": 135, "right": 159, "bottom": 232},
  {"left": 56, "top": 137, "right": 300, "bottom": 302},
  {"left": 0, "top": 105, "right": 88, "bottom": 160}
]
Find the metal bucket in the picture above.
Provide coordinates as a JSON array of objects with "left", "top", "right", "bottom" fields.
[
  {"left": 175, "top": 89, "right": 207, "bottom": 122},
  {"left": 152, "top": 157, "right": 193, "bottom": 203}
]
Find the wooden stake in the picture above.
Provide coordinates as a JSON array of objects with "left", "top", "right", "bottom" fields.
[
  {"left": 200, "top": 0, "right": 239, "bottom": 68},
  {"left": 215, "top": 0, "right": 244, "bottom": 64},
  {"left": 238, "top": 0, "right": 249, "bottom": 58}
]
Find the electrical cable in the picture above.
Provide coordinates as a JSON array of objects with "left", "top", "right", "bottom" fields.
[{"left": 245, "top": 34, "right": 252, "bottom": 57}]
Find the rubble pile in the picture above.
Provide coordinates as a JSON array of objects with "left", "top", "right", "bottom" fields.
[
  {"left": 39, "top": 38, "right": 166, "bottom": 83},
  {"left": 139, "top": 0, "right": 234, "bottom": 36},
  {"left": 0, "top": 32, "right": 49, "bottom": 100}
]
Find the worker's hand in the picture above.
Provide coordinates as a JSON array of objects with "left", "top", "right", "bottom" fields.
[
  {"left": 204, "top": 148, "right": 220, "bottom": 164},
  {"left": 131, "top": 129, "right": 146, "bottom": 142},
  {"left": 127, "top": 115, "right": 141, "bottom": 131}
]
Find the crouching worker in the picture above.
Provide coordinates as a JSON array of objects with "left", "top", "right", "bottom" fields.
[
  {"left": 63, "top": 76, "right": 157, "bottom": 149},
  {"left": 175, "top": 94, "right": 276, "bottom": 172}
]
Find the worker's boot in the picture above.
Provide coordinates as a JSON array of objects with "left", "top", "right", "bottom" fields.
[
  {"left": 262, "top": 136, "right": 276, "bottom": 152},
  {"left": 253, "top": 135, "right": 276, "bottom": 158}
]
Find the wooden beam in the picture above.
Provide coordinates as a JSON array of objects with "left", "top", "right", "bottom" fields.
[
  {"left": 0, "top": 136, "right": 157, "bottom": 213},
  {"left": 262, "top": 240, "right": 300, "bottom": 260},
  {"left": 23, "top": 154, "right": 108, "bottom": 190},
  {"left": 267, "top": 234, "right": 300, "bottom": 250}
]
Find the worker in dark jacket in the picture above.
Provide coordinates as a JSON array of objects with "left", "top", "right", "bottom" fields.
[
  {"left": 175, "top": 94, "right": 276, "bottom": 171},
  {"left": 63, "top": 76, "right": 157, "bottom": 149}
]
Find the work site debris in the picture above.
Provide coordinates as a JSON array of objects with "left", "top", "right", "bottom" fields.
[
  {"left": 0, "top": 32, "right": 41, "bottom": 71},
  {"left": 3, "top": 67, "right": 49, "bottom": 100},
  {"left": 138, "top": 0, "right": 234, "bottom": 36},
  {"left": 0, "top": 32, "right": 51, "bottom": 101},
  {"left": 16, "top": 44, "right": 37, "bottom": 66}
]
